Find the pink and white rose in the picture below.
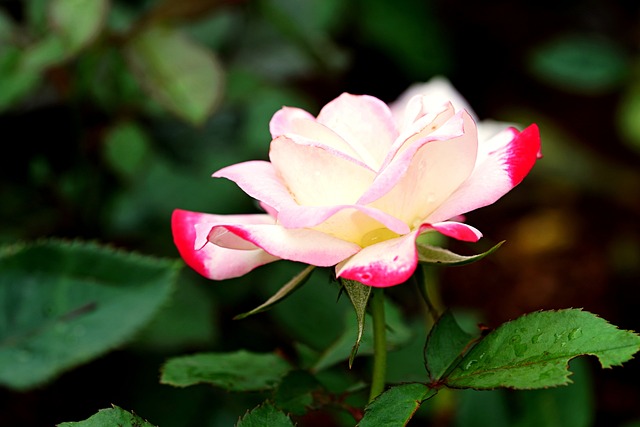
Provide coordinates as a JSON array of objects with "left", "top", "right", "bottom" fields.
[{"left": 172, "top": 77, "right": 541, "bottom": 287}]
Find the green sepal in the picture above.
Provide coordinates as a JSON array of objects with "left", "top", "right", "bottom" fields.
[
  {"left": 234, "top": 265, "right": 315, "bottom": 319},
  {"left": 417, "top": 240, "right": 504, "bottom": 266},
  {"left": 341, "top": 278, "right": 372, "bottom": 368}
]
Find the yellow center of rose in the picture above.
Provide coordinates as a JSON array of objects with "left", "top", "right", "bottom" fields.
[{"left": 359, "top": 227, "right": 401, "bottom": 248}]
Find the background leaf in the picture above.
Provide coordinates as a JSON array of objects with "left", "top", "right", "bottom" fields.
[
  {"left": 49, "top": 0, "right": 109, "bottom": 52},
  {"left": 445, "top": 309, "right": 640, "bottom": 389},
  {"left": 0, "top": 240, "right": 178, "bottom": 390},
  {"left": 236, "top": 403, "right": 294, "bottom": 427},
  {"left": 357, "top": 383, "right": 436, "bottom": 427},
  {"left": 160, "top": 350, "right": 291, "bottom": 391},
  {"left": 58, "top": 405, "right": 157, "bottom": 427},
  {"left": 125, "top": 25, "right": 224, "bottom": 125}
]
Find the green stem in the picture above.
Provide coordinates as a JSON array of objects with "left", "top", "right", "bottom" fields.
[{"left": 368, "top": 288, "right": 387, "bottom": 402}]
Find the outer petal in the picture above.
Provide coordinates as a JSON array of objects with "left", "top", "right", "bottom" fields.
[
  {"left": 171, "top": 209, "right": 279, "bottom": 280},
  {"left": 336, "top": 230, "right": 422, "bottom": 287},
  {"left": 213, "top": 160, "right": 293, "bottom": 213},
  {"left": 427, "top": 124, "right": 541, "bottom": 222},
  {"left": 316, "top": 93, "right": 398, "bottom": 170},
  {"left": 207, "top": 223, "right": 361, "bottom": 267}
]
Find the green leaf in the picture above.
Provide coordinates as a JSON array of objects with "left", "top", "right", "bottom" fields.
[
  {"left": 103, "top": 121, "right": 152, "bottom": 180},
  {"left": 0, "top": 240, "right": 178, "bottom": 390},
  {"left": 125, "top": 25, "right": 224, "bottom": 126},
  {"left": 49, "top": 0, "right": 109, "bottom": 52},
  {"left": 342, "top": 279, "right": 372, "bottom": 367},
  {"left": 446, "top": 309, "right": 640, "bottom": 389},
  {"left": 511, "top": 358, "right": 594, "bottom": 427},
  {"left": 273, "top": 370, "right": 322, "bottom": 416},
  {"left": 417, "top": 241, "right": 504, "bottom": 266},
  {"left": 424, "top": 310, "right": 476, "bottom": 381},
  {"left": 57, "top": 405, "right": 157, "bottom": 427},
  {"left": 527, "top": 34, "right": 630, "bottom": 95},
  {"left": 0, "top": 47, "right": 41, "bottom": 110},
  {"left": 234, "top": 265, "right": 315, "bottom": 319},
  {"left": 236, "top": 403, "right": 294, "bottom": 427},
  {"left": 19, "top": 35, "right": 67, "bottom": 71},
  {"left": 357, "top": 383, "right": 436, "bottom": 427},
  {"left": 357, "top": 0, "right": 450, "bottom": 78},
  {"left": 161, "top": 350, "right": 291, "bottom": 391},
  {"left": 133, "top": 272, "right": 217, "bottom": 351}
]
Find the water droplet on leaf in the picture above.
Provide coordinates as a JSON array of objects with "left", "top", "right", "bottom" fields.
[
  {"left": 568, "top": 328, "right": 583, "bottom": 340},
  {"left": 463, "top": 359, "right": 479, "bottom": 370}
]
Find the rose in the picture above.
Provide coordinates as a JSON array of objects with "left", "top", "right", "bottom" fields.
[{"left": 172, "top": 77, "right": 541, "bottom": 287}]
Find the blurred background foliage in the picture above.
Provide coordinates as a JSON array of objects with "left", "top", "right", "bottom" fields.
[{"left": 1, "top": 0, "right": 640, "bottom": 426}]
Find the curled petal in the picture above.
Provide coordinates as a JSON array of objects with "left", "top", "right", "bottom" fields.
[
  {"left": 213, "top": 160, "right": 293, "bottom": 213},
  {"left": 427, "top": 124, "right": 541, "bottom": 222},
  {"left": 426, "top": 221, "right": 483, "bottom": 242},
  {"left": 269, "top": 106, "right": 316, "bottom": 138},
  {"left": 207, "top": 223, "right": 362, "bottom": 267},
  {"left": 171, "top": 209, "right": 279, "bottom": 280},
  {"left": 336, "top": 230, "right": 422, "bottom": 287}
]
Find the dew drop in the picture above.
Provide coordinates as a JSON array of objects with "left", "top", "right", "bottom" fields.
[
  {"left": 514, "top": 343, "right": 528, "bottom": 357},
  {"left": 463, "top": 359, "right": 479, "bottom": 370},
  {"left": 568, "top": 328, "right": 583, "bottom": 341},
  {"left": 531, "top": 333, "right": 543, "bottom": 344},
  {"left": 509, "top": 335, "right": 522, "bottom": 344}
]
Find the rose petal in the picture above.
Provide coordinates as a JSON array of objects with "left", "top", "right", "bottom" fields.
[
  {"left": 316, "top": 93, "right": 398, "bottom": 170},
  {"left": 390, "top": 76, "right": 478, "bottom": 124},
  {"left": 427, "top": 124, "right": 541, "bottom": 222},
  {"left": 336, "top": 230, "right": 421, "bottom": 287},
  {"left": 208, "top": 222, "right": 362, "bottom": 267},
  {"left": 269, "top": 135, "right": 376, "bottom": 206},
  {"left": 383, "top": 101, "right": 456, "bottom": 169},
  {"left": 172, "top": 209, "right": 279, "bottom": 280},
  {"left": 426, "top": 221, "right": 483, "bottom": 242},
  {"left": 362, "top": 112, "right": 478, "bottom": 228},
  {"left": 277, "top": 204, "right": 410, "bottom": 236},
  {"left": 214, "top": 147, "right": 409, "bottom": 235},
  {"left": 270, "top": 107, "right": 362, "bottom": 159},
  {"left": 213, "top": 160, "right": 293, "bottom": 213}
]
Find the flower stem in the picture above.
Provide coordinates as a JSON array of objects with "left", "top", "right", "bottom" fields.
[{"left": 368, "top": 288, "right": 387, "bottom": 402}]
